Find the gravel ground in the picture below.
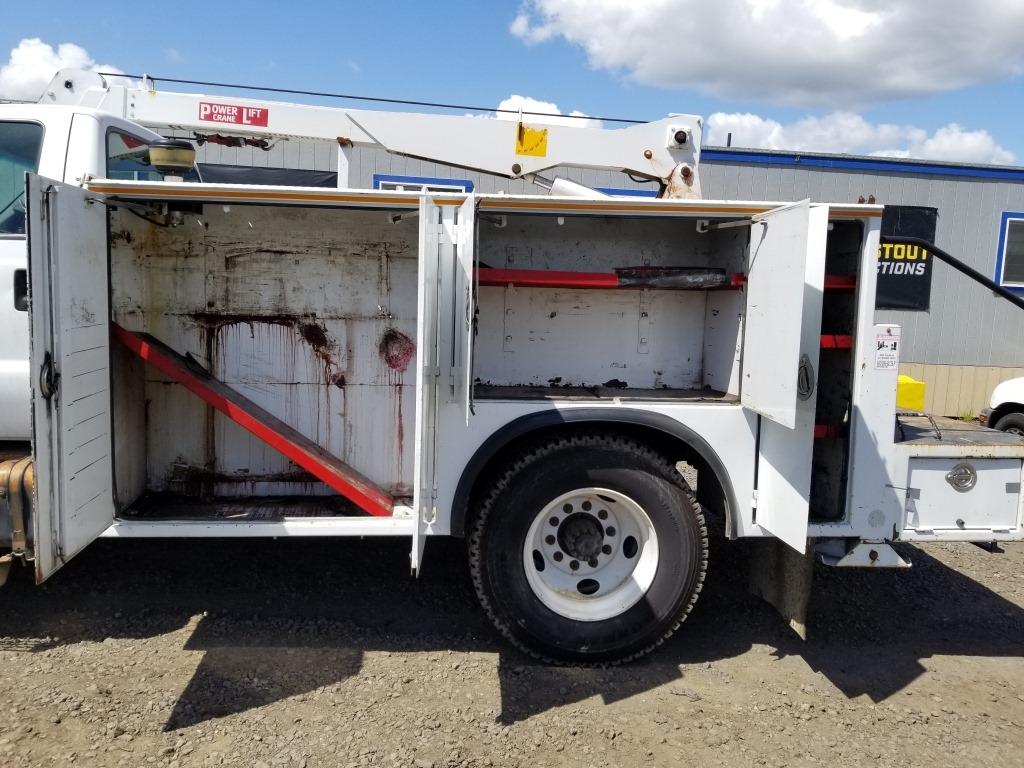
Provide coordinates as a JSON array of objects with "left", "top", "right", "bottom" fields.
[{"left": 1, "top": 533, "right": 1021, "bottom": 768}]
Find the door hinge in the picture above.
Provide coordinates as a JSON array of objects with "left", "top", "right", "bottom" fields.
[
  {"left": 39, "top": 351, "right": 60, "bottom": 401},
  {"left": 751, "top": 489, "right": 759, "bottom": 509}
]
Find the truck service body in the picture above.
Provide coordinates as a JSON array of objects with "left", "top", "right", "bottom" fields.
[{"left": 2, "top": 72, "right": 1023, "bottom": 661}]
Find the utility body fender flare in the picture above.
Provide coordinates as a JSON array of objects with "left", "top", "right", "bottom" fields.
[{"left": 450, "top": 408, "right": 739, "bottom": 538}]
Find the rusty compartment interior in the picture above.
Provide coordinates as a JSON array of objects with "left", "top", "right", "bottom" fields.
[
  {"left": 473, "top": 213, "right": 747, "bottom": 400},
  {"left": 108, "top": 203, "right": 419, "bottom": 517}
]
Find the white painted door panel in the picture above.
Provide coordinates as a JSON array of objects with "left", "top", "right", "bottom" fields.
[
  {"left": 745, "top": 202, "right": 828, "bottom": 552},
  {"left": 742, "top": 200, "right": 815, "bottom": 429},
  {"left": 26, "top": 174, "right": 115, "bottom": 581},
  {"left": 456, "top": 195, "right": 476, "bottom": 423},
  {"left": 412, "top": 197, "right": 442, "bottom": 574}
]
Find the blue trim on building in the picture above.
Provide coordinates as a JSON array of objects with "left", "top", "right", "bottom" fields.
[
  {"left": 598, "top": 186, "right": 659, "bottom": 198},
  {"left": 598, "top": 187, "right": 659, "bottom": 198},
  {"left": 372, "top": 173, "right": 474, "bottom": 192},
  {"left": 701, "top": 149, "right": 1024, "bottom": 182},
  {"left": 995, "top": 211, "right": 1024, "bottom": 292}
]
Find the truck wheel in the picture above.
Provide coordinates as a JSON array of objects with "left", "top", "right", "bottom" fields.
[
  {"left": 994, "top": 412, "right": 1024, "bottom": 436},
  {"left": 467, "top": 434, "right": 707, "bottom": 664}
]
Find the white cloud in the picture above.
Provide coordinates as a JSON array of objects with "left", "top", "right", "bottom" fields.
[
  {"left": 496, "top": 94, "right": 602, "bottom": 128},
  {"left": 510, "top": 1, "right": 1024, "bottom": 107},
  {"left": 706, "top": 111, "right": 1015, "bottom": 165},
  {"left": 0, "top": 38, "right": 126, "bottom": 102}
]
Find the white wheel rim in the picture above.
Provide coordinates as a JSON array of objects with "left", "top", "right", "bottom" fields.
[{"left": 522, "top": 487, "right": 659, "bottom": 622}]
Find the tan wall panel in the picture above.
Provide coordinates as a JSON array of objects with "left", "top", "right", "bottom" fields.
[{"left": 901, "top": 363, "right": 1024, "bottom": 416}]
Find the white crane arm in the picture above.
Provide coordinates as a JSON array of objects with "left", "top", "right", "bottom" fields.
[{"left": 40, "top": 69, "right": 702, "bottom": 198}]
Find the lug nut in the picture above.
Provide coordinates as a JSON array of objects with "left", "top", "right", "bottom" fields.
[
  {"left": 545, "top": 534, "right": 555, "bottom": 545},
  {"left": 549, "top": 517, "right": 559, "bottom": 527},
  {"left": 588, "top": 558, "right": 599, "bottom": 568},
  {"left": 598, "top": 509, "right": 608, "bottom": 520},
  {"left": 602, "top": 544, "right": 612, "bottom": 555},
  {"left": 569, "top": 560, "right": 580, "bottom": 571},
  {"left": 553, "top": 551, "right": 563, "bottom": 562},
  {"left": 606, "top": 526, "right": 616, "bottom": 536}
]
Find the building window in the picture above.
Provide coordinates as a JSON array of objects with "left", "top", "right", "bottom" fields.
[
  {"left": 996, "top": 212, "right": 1024, "bottom": 289},
  {"left": 373, "top": 174, "right": 473, "bottom": 193}
]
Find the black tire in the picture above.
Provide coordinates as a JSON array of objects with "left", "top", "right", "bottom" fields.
[
  {"left": 467, "top": 433, "right": 707, "bottom": 664},
  {"left": 994, "top": 411, "right": 1024, "bottom": 436}
]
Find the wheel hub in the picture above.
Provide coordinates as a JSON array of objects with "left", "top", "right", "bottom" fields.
[
  {"left": 523, "top": 488, "right": 659, "bottom": 622},
  {"left": 557, "top": 513, "right": 604, "bottom": 559}
]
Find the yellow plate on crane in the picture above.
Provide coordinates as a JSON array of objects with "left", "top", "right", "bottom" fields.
[{"left": 515, "top": 123, "right": 548, "bottom": 157}]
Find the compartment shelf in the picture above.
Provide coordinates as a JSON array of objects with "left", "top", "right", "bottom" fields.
[{"left": 474, "top": 385, "right": 737, "bottom": 402}]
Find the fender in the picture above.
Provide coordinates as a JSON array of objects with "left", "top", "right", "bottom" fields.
[{"left": 450, "top": 407, "right": 738, "bottom": 537}]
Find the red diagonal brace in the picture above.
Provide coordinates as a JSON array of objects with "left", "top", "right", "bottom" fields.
[{"left": 113, "top": 324, "right": 394, "bottom": 517}]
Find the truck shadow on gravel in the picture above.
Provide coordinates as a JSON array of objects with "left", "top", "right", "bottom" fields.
[{"left": 0, "top": 535, "right": 1021, "bottom": 728}]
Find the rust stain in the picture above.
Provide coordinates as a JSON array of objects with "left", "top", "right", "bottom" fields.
[
  {"left": 166, "top": 462, "right": 321, "bottom": 493},
  {"left": 299, "top": 321, "right": 330, "bottom": 352},
  {"left": 189, "top": 313, "right": 338, "bottom": 368},
  {"left": 379, "top": 328, "right": 415, "bottom": 372}
]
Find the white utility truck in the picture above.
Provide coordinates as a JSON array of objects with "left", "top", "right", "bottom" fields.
[
  {"left": 980, "top": 377, "right": 1024, "bottom": 434},
  {"left": 2, "top": 72, "right": 1023, "bottom": 663}
]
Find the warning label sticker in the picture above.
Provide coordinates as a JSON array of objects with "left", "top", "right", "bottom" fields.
[
  {"left": 875, "top": 330, "right": 901, "bottom": 370},
  {"left": 198, "top": 102, "right": 269, "bottom": 127}
]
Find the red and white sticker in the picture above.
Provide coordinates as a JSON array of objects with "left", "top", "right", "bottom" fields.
[
  {"left": 198, "top": 101, "right": 269, "bottom": 127},
  {"left": 874, "top": 329, "right": 901, "bottom": 370}
]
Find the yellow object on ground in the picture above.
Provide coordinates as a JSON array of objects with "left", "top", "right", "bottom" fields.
[{"left": 897, "top": 374, "right": 926, "bottom": 412}]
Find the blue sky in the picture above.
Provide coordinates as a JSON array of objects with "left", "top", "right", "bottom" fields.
[{"left": 2, "top": 0, "right": 1023, "bottom": 164}]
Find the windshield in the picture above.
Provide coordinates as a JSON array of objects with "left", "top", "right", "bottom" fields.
[{"left": 0, "top": 121, "right": 44, "bottom": 235}]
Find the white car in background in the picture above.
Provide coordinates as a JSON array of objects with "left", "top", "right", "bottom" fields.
[{"left": 980, "top": 377, "right": 1024, "bottom": 435}]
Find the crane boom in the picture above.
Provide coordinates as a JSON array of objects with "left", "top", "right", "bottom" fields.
[{"left": 39, "top": 69, "right": 702, "bottom": 198}]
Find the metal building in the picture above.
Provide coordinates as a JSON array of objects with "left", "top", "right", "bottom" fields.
[{"left": 174, "top": 131, "right": 1024, "bottom": 416}]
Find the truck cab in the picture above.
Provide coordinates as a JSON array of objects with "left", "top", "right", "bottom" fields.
[{"left": 0, "top": 105, "right": 162, "bottom": 441}]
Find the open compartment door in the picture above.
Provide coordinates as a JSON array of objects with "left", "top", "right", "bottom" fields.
[
  {"left": 742, "top": 201, "right": 828, "bottom": 552},
  {"left": 26, "top": 174, "right": 114, "bottom": 581},
  {"left": 412, "top": 196, "right": 443, "bottom": 574},
  {"left": 455, "top": 194, "right": 476, "bottom": 423}
]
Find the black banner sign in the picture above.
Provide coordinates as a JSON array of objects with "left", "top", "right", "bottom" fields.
[{"left": 877, "top": 205, "right": 938, "bottom": 311}]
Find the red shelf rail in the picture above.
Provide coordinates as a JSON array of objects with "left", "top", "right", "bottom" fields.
[
  {"left": 820, "top": 334, "right": 853, "bottom": 349},
  {"left": 476, "top": 267, "right": 857, "bottom": 292}
]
